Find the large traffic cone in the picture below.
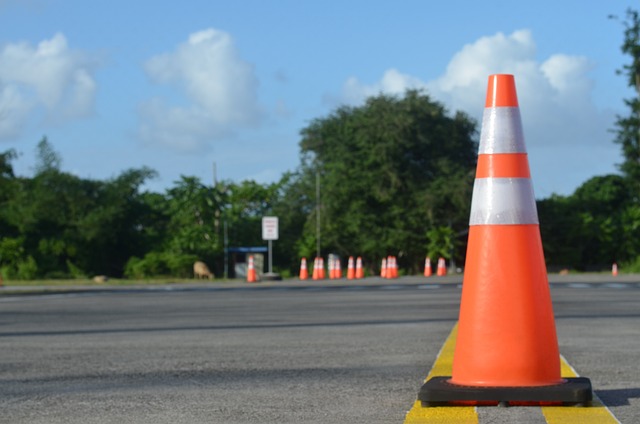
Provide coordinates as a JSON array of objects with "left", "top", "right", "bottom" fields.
[
  {"left": 355, "top": 256, "right": 364, "bottom": 279},
  {"left": 424, "top": 257, "right": 432, "bottom": 277},
  {"left": 347, "top": 256, "right": 355, "bottom": 279},
  {"left": 335, "top": 258, "right": 342, "bottom": 279},
  {"left": 419, "top": 74, "right": 591, "bottom": 406},
  {"left": 299, "top": 257, "right": 309, "bottom": 280},
  {"left": 380, "top": 258, "right": 387, "bottom": 278},
  {"left": 436, "top": 257, "right": 447, "bottom": 276},
  {"left": 246, "top": 255, "right": 257, "bottom": 283},
  {"left": 612, "top": 262, "right": 618, "bottom": 276}
]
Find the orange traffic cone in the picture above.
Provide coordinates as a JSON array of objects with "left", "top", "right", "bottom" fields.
[
  {"left": 392, "top": 256, "right": 398, "bottom": 278},
  {"left": 355, "top": 256, "right": 364, "bottom": 279},
  {"left": 335, "top": 258, "right": 342, "bottom": 279},
  {"left": 299, "top": 257, "right": 309, "bottom": 280},
  {"left": 419, "top": 74, "right": 591, "bottom": 406},
  {"left": 436, "top": 257, "right": 447, "bottom": 276},
  {"left": 347, "top": 256, "right": 355, "bottom": 279},
  {"left": 424, "top": 257, "right": 432, "bottom": 277},
  {"left": 312, "top": 257, "right": 320, "bottom": 280},
  {"left": 246, "top": 255, "right": 257, "bottom": 283},
  {"left": 385, "top": 256, "right": 392, "bottom": 279},
  {"left": 318, "top": 257, "right": 326, "bottom": 280},
  {"left": 612, "top": 262, "right": 618, "bottom": 276},
  {"left": 380, "top": 258, "right": 387, "bottom": 278}
]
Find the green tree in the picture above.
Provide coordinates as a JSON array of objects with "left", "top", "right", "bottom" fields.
[
  {"left": 426, "top": 226, "right": 457, "bottom": 263},
  {"left": 612, "top": 8, "right": 640, "bottom": 194},
  {"left": 34, "top": 136, "right": 62, "bottom": 174},
  {"left": 164, "top": 176, "right": 220, "bottom": 258},
  {"left": 0, "top": 149, "right": 18, "bottom": 236},
  {"left": 297, "top": 90, "right": 477, "bottom": 272},
  {"left": 1, "top": 137, "right": 160, "bottom": 278},
  {"left": 225, "top": 179, "right": 281, "bottom": 248},
  {"left": 538, "top": 175, "right": 637, "bottom": 270}
]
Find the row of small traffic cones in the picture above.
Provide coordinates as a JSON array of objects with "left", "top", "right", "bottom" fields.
[
  {"left": 255, "top": 253, "right": 620, "bottom": 284},
  {"left": 380, "top": 256, "right": 398, "bottom": 278},
  {"left": 423, "top": 256, "right": 447, "bottom": 277},
  {"left": 299, "top": 256, "right": 365, "bottom": 280},
  {"left": 300, "top": 255, "right": 453, "bottom": 280}
]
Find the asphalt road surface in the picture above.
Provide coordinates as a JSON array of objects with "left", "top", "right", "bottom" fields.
[{"left": 1, "top": 275, "right": 639, "bottom": 423}]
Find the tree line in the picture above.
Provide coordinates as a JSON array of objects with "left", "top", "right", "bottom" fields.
[{"left": 1, "top": 9, "right": 639, "bottom": 279}]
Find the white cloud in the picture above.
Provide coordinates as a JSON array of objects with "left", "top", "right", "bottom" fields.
[
  {"left": 335, "top": 29, "right": 616, "bottom": 196},
  {"left": 139, "top": 28, "right": 263, "bottom": 151},
  {"left": 340, "top": 69, "right": 428, "bottom": 105},
  {"left": 0, "top": 33, "right": 97, "bottom": 140},
  {"left": 0, "top": 84, "right": 31, "bottom": 139}
]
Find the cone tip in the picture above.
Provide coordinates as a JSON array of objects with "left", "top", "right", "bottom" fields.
[{"left": 485, "top": 74, "right": 518, "bottom": 108}]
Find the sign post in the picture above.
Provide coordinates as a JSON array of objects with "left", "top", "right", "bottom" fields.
[{"left": 262, "top": 216, "right": 278, "bottom": 275}]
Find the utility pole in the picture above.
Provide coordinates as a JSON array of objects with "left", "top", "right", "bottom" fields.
[{"left": 316, "top": 170, "right": 321, "bottom": 258}]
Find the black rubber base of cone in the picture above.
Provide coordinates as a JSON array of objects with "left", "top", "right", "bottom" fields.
[{"left": 419, "top": 376, "right": 593, "bottom": 407}]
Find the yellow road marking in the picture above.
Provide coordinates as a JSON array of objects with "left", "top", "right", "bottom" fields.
[
  {"left": 404, "top": 324, "right": 479, "bottom": 424},
  {"left": 404, "top": 324, "right": 620, "bottom": 424},
  {"left": 541, "top": 356, "right": 620, "bottom": 423}
]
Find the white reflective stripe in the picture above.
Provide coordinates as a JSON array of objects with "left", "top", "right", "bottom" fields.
[
  {"left": 479, "top": 107, "right": 526, "bottom": 154},
  {"left": 469, "top": 178, "right": 539, "bottom": 225}
]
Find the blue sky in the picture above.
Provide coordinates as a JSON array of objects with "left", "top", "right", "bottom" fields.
[{"left": 0, "top": 0, "right": 636, "bottom": 198}]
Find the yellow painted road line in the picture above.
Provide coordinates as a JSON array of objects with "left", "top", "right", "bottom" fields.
[
  {"left": 404, "top": 324, "right": 479, "bottom": 424},
  {"left": 541, "top": 356, "right": 620, "bottom": 424},
  {"left": 404, "top": 400, "right": 478, "bottom": 424},
  {"left": 404, "top": 324, "right": 620, "bottom": 424}
]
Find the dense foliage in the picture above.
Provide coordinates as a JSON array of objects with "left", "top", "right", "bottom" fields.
[
  {"left": 295, "top": 90, "right": 477, "bottom": 273},
  {"left": 0, "top": 139, "right": 286, "bottom": 279}
]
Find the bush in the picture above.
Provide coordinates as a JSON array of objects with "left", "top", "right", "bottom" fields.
[
  {"left": 621, "top": 256, "right": 640, "bottom": 273},
  {"left": 66, "top": 260, "right": 87, "bottom": 279},
  {"left": 124, "top": 256, "right": 144, "bottom": 279},
  {"left": 165, "top": 253, "right": 199, "bottom": 278},
  {"left": 16, "top": 256, "right": 38, "bottom": 280},
  {"left": 124, "top": 252, "right": 200, "bottom": 278}
]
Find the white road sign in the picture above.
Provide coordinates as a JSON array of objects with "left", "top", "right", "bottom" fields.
[{"left": 262, "top": 216, "right": 279, "bottom": 240}]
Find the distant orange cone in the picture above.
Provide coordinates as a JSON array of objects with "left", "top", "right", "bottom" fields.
[
  {"left": 347, "top": 256, "right": 355, "bottom": 279},
  {"left": 436, "top": 257, "right": 446, "bottom": 276},
  {"left": 246, "top": 255, "right": 257, "bottom": 283},
  {"left": 380, "top": 258, "right": 387, "bottom": 278},
  {"left": 312, "top": 257, "right": 320, "bottom": 280},
  {"left": 299, "top": 257, "right": 309, "bottom": 280},
  {"left": 355, "top": 256, "right": 364, "bottom": 279},
  {"left": 328, "top": 256, "right": 336, "bottom": 279},
  {"left": 335, "top": 258, "right": 342, "bottom": 279},
  {"left": 612, "top": 262, "right": 618, "bottom": 276},
  {"left": 424, "top": 257, "right": 432, "bottom": 277},
  {"left": 419, "top": 74, "right": 591, "bottom": 406},
  {"left": 392, "top": 256, "right": 398, "bottom": 278},
  {"left": 318, "top": 257, "right": 326, "bottom": 280}
]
